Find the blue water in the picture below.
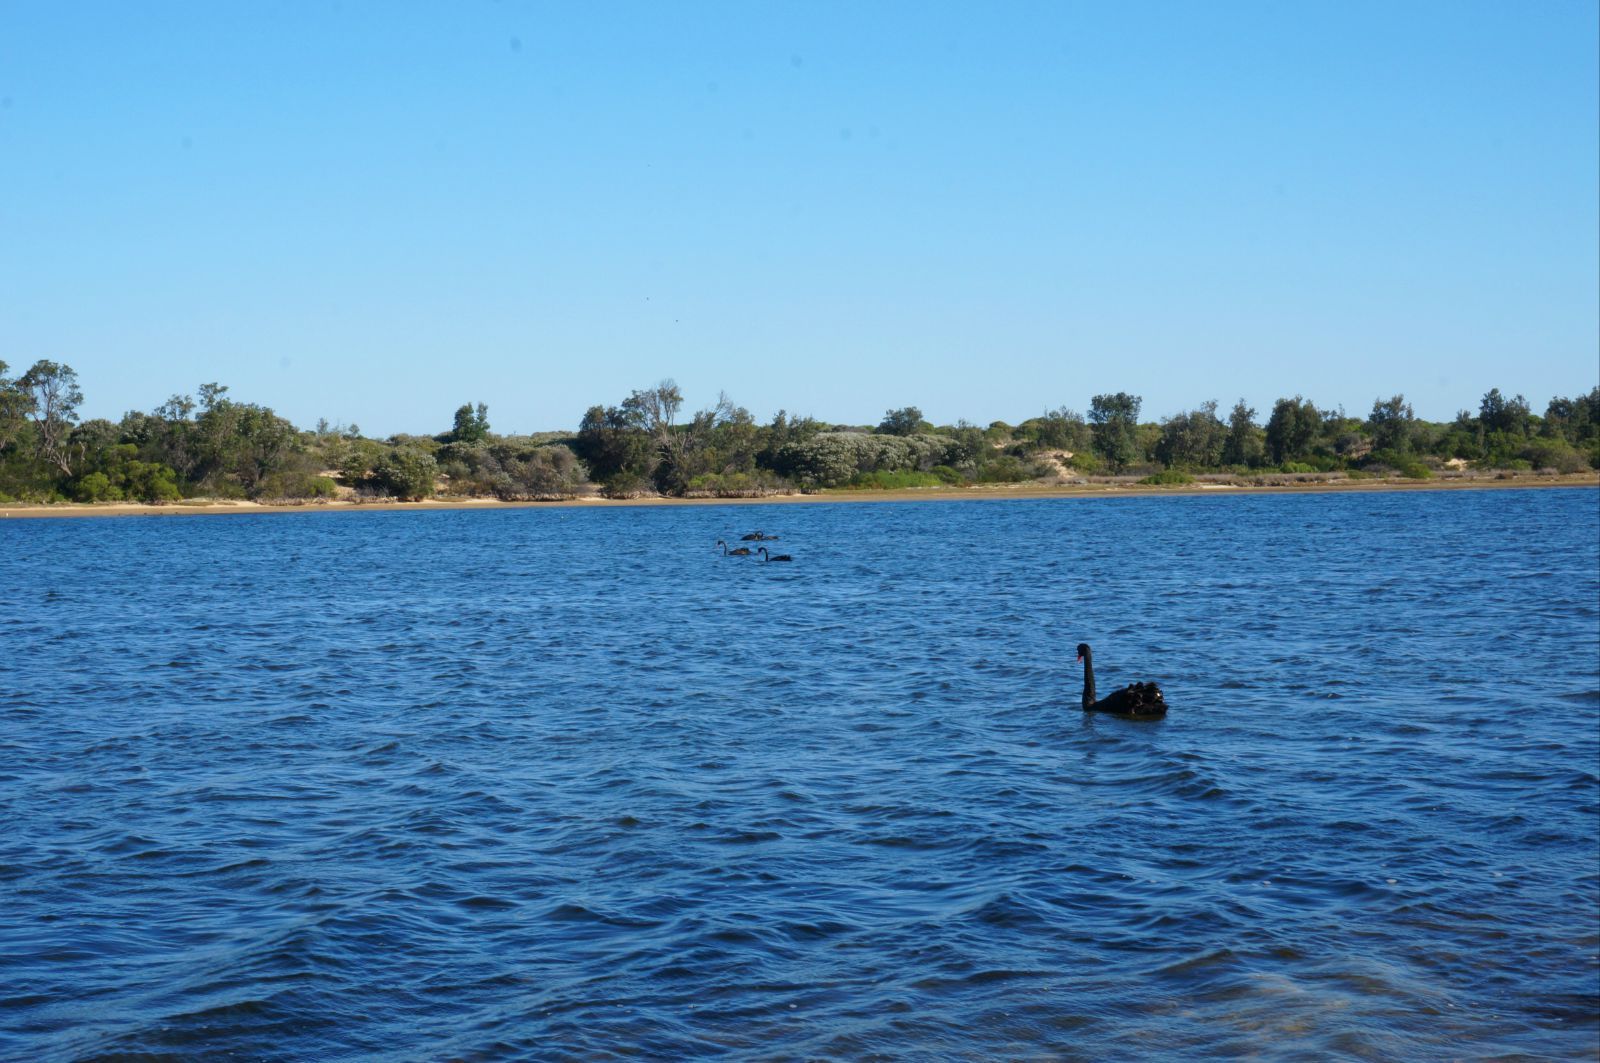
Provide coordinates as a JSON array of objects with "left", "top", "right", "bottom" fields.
[{"left": 2, "top": 488, "right": 1597, "bottom": 1060}]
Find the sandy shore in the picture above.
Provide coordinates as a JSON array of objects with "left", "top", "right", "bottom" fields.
[{"left": 1, "top": 474, "right": 1593, "bottom": 519}]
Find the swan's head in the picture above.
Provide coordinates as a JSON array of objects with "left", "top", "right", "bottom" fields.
[{"left": 1075, "top": 643, "right": 1091, "bottom": 662}]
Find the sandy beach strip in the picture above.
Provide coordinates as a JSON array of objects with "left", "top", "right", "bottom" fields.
[{"left": 0, "top": 474, "right": 1594, "bottom": 519}]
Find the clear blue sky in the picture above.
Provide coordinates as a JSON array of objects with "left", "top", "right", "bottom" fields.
[{"left": 2, "top": 1, "right": 1595, "bottom": 436}]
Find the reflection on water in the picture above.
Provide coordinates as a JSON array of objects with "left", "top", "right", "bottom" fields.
[{"left": 2, "top": 489, "right": 1597, "bottom": 1059}]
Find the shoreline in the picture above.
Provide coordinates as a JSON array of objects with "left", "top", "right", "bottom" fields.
[{"left": 1, "top": 474, "right": 1594, "bottom": 519}]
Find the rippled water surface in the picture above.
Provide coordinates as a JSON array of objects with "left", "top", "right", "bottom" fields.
[{"left": 3, "top": 489, "right": 1598, "bottom": 1060}]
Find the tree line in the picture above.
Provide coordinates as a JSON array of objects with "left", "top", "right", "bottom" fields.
[{"left": 0, "top": 359, "right": 1595, "bottom": 504}]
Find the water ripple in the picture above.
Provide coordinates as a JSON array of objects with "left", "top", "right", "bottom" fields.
[{"left": 1, "top": 489, "right": 1597, "bottom": 1059}]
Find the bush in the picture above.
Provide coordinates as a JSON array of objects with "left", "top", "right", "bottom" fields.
[
  {"left": 1139, "top": 470, "right": 1195, "bottom": 485},
  {"left": 124, "top": 462, "right": 182, "bottom": 503},
  {"left": 1397, "top": 461, "right": 1433, "bottom": 480},
  {"left": 74, "top": 472, "right": 120, "bottom": 502},
  {"left": 929, "top": 465, "right": 963, "bottom": 484},
  {"left": 485, "top": 444, "right": 586, "bottom": 500},
  {"left": 258, "top": 472, "right": 338, "bottom": 499},
  {"left": 372, "top": 447, "right": 437, "bottom": 500},
  {"left": 601, "top": 471, "right": 650, "bottom": 499},
  {"left": 684, "top": 471, "right": 788, "bottom": 497},
  {"left": 201, "top": 479, "right": 249, "bottom": 500},
  {"left": 1520, "top": 438, "right": 1590, "bottom": 474},
  {"left": 843, "top": 470, "right": 947, "bottom": 490},
  {"left": 974, "top": 455, "right": 1036, "bottom": 482},
  {"left": 772, "top": 432, "right": 953, "bottom": 488}
]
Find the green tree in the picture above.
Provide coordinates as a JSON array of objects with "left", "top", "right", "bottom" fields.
[
  {"left": 70, "top": 440, "right": 182, "bottom": 503},
  {"left": 877, "top": 406, "right": 926, "bottom": 436},
  {"left": 1154, "top": 401, "right": 1226, "bottom": 469},
  {"left": 1221, "top": 399, "right": 1264, "bottom": 467},
  {"left": 448, "top": 402, "right": 491, "bottom": 444},
  {"left": 1367, "top": 394, "right": 1416, "bottom": 456},
  {"left": 1542, "top": 388, "right": 1599, "bottom": 450},
  {"left": 1017, "top": 408, "right": 1090, "bottom": 453},
  {"left": 755, "top": 410, "right": 821, "bottom": 469},
  {"left": 1264, "top": 396, "right": 1320, "bottom": 465},
  {"left": 18, "top": 360, "right": 83, "bottom": 476},
  {"left": 1088, "top": 393, "right": 1141, "bottom": 471},
  {"left": 193, "top": 395, "right": 299, "bottom": 495},
  {"left": 1479, "top": 388, "right": 1530, "bottom": 437},
  {"left": 1479, "top": 388, "right": 1532, "bottom": 464},
  {"left": 574, "top": 403, "right": 655, "bottom": 485},
  {"left": 0, "top": 360, "right": 33, "bottom": 453},
  {"left": 652, "top": 392, "right": 757, "bottom": 494},
  {"left": 1437, "top": 409, "right": 1483, "bottom": 460}
]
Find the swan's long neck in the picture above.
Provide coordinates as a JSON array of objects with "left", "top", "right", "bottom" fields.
[{"left": 1081, "top": 652, "right": 1096, "bottom": 709}]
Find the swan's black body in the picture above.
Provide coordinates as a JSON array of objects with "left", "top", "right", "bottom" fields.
[
  {"left": 757, "top": 547, "right": 792, "bottom": 562},
  {"left": 740, "top": 531, "right": 780, "bottom": 542},
  {"left": 1077, "top": 643, "right": 1166, "bottom": 717},
  {"left": 716, "top": 540, "right": 753, "bottom": 556}
]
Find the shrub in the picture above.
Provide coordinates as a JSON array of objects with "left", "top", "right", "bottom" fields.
[
  {"left": 974, "top": 454, "right": 1036, "bottom": 483},
  {"left": 843, "top": 470, "right": 947, "bottom": 490},
  {"left": 684, "top": 471, "right": 788, "bottom": 497},
  {"left": 201, "top": 479, "right": 249, "bottom": 500},
  {"left": 372, "top": 447, "right": 437, "bottom": 500},
  {"left": 601, "top": 471, "right": 650, "bottom": 499},
  {"left": 1520, "top": 438, "right": 1590, "bottom": 474},
  {"left": 74, "top": 472, "right": 120, "bottom": 502},
  {"left": 1139, "top": 470, "right": 1194, "bottom": 485},
  {"left": 772, "top": 432, "right": 952, "bottom": 488},
  {"left": 258, "top": 472, "right": 338, "bottom": 499},
  {"left": 486, "top": 444, "right": 586, "bottom": 500},
  {"left": 1397, "top": 461, "right": 1433, "bottom": 480},
  {"left": 124, "top": 462, "right": 182, "bottom": 503}
]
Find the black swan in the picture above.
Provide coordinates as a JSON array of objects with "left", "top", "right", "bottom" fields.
[
  {"left": 740, "top": 531, "right": 779, "bottom": 541},
  {"left": 1076, "top": 643, "right": 1165, "bottom": 717},
  {"left": 756, "top": 547, "right": 792, "bottom": 562},
  {"left": 716, "top": 540, "right": 753, "bottom": 556}
]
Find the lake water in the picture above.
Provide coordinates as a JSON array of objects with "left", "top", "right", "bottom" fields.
[{"left": 3, "top": 488, "right": 1597, "bottom": 1061}]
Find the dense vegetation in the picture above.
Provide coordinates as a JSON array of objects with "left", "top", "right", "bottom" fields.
[{"left": 0, "top": 360, "right": 1595, "bottom": 504}]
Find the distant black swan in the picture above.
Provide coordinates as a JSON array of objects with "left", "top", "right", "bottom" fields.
[
  {"left": 1077, "top": 643, "right": 1165, "bottom": 716},
  {"left": 757, "top": 547, "right": 792, "bottom": 563},
  {"left": 716, "top": 540, "right": 753, "bottom": 556},
  {"left": 740, "top": 531, "right": 780, "bottom": 541}
]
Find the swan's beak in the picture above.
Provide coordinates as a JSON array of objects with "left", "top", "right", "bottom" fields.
[{"left": 1074, "top": 653, "right": 1083, "bottom": 663}]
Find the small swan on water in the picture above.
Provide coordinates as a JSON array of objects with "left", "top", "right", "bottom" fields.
[
  {"left": 757, "top": 547, "right": 792, "bottom": 563},
  {"left": 716, "top": 540, "right": 753, "bottom": 556}
]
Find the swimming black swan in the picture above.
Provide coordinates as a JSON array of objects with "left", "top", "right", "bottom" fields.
[
  {"left": 716, "top": 540, "right": 753, "bottom": 556},
  {"left": 757, "top": 547, "right": 792, "bottom": 562},
  {"left": 1077, "top": 643, "right": 1165, "bottom": 716},
  {"left": 740, "top": 531, "right": 779, "bottom": 541}
]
